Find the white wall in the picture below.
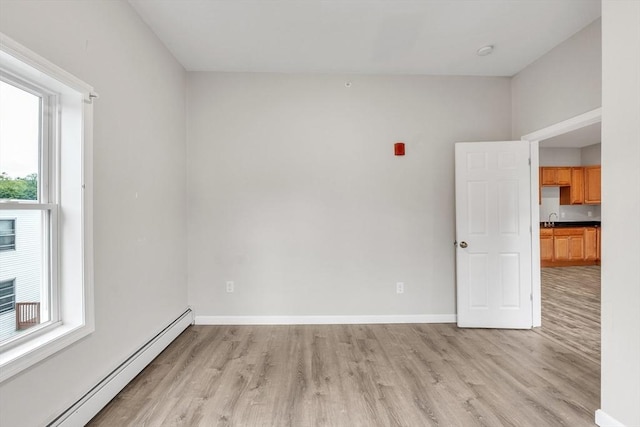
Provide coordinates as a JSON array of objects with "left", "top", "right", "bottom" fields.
[
  {"left": 539, "top": 187, "right": 602, "bottom": 223},
  {"left": 187, "top": 72, "right": 511, "bottom": 319},
  {"left": 523, "top": 19, "right": 603, "bottom": 228},
  {"left": 539, "top": 147, "right": 582, "bottom": 166},
  {"left": 581, "top": 143, "right": 601, "bottom": 165},
  {"left": 0, "top": 2, "right": 187, "bottom": 426},
  {"left": 600, "top": 1, "right": 640, "bottom": 425},
  {"left": 512, "top": 19, "right": 601, "bottom": 138}
]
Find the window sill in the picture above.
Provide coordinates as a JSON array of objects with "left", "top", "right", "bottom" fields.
[{"left": 0, "top": 321, "right": 94, "bottom": 383}]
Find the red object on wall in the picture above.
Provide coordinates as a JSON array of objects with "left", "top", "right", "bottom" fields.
[{"left": 394, "top": 142, "right": 405, "bottom": 156}]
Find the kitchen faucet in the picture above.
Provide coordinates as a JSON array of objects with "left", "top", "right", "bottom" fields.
[{"left": 545, "top": 212, "right": 558, "bottom": 227}]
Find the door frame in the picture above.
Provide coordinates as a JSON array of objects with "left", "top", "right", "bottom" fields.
[{"left": 521, "top": 108, "right": 602, "bottom": 327}]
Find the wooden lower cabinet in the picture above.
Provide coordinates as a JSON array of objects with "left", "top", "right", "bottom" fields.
[
  {"left": 584, "top": 227, "right": 598, "bottom": 260},
  {"left": 596, "top": 227, "right": 601, "bottom": 261},
  {"left": 540, "top": 228, "right": 554, "bottom": 262},
  {"left": 541, "top": 226, "right": 600, "bottom": 267},
  {"left": 553, "top": 228, "right": 584, "bottom": 261}
]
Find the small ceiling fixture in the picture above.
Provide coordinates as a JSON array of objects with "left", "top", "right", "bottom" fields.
[{"left": 477, "top": 45, "right": 494, "bottom": 56}]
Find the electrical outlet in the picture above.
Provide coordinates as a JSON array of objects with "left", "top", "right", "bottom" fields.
[
  {"left": 226, "top": 281, "right": 234, "bottom": 293},
  {"left": 588, "top": 211, "right": 593, "bottom": 217},
  {"left": 396, "top": 282, "right": 404, "bottom": 294}
]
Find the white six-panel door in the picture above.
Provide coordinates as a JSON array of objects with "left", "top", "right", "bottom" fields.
[{"left": 455, "top": 141, "right": 532, "bottom": 329}]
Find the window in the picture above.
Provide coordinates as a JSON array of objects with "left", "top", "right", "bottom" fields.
[
  {"left": 0, "top": 219, "right": 16, "bottom": 251},
  {"left": 0, "top": 32, "right": 95, "bottom": 382},
  {"left": 0, "top": 279, "right": 16, "bottom": 314},
  {"left": 0, "top": 73, "right": 52, "bottom": 344}
]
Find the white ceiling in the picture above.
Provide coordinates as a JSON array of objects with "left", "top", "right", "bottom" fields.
[
  {"left": 540, "top": 122, "right": 601, "bottom": 148},
  {"left": 129, "top": 0, "right": 601, "bottom": 76}
]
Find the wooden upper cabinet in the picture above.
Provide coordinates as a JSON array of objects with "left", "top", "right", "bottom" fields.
[
  {"left": 541, "top": 165, "right": 601, "bottom": 205},
  {"left": 540, "top": 167, "right": 556, "bottom": 185},
  {"left": 560, "top": 167, "right": 585, "bottom": 205},
  {"left": 556, "top": 168, "right": 572, "bottom": 186},
  {"left": 584, "top": 166, "right": 601, "bottom": 204},
  {"left": 541, "top": 167, "right": 572, "bottom": 186}
]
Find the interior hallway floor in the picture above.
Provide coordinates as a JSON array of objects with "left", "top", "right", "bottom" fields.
[{"left": 89, "top": 266, "right": 601, "bottom": 426}]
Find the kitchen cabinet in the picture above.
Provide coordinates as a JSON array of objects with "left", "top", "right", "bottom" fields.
[
  {"left": 540, "top": 165, "right": 601, "bottom": 205},
  {"left": 540, "top": 226, "right": 600, "bottom": 267},
  {"left": 584, "top": 166, "right": 601, "bottom": 204},
  {"left": 540, "top": 228, "right": 554, "bottom": 262},
  {"left": 540, "top": 167, "right": 571, "bottom": 186},
  {"left": 560, "top": 167, "right": 584, "bottom": 205},
  {"left": 553, "top": 228, "right": 585, "bottom": 261},
  {"left": 584, "top": 227, "right": 598, "bottom": 260}
]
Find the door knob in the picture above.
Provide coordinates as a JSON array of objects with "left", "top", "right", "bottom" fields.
[{"left": 459, "top": 241, "right": 468, "bottom": 248}]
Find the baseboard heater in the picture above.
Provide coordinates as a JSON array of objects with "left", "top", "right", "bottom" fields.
[{"left": 48, "top": 308, "right": 194, "bottom": 427}]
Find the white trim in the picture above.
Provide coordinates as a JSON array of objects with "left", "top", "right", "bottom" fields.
[
  {"left": 0, "top": 33, "right": 94, "bottom": 95},
  {"left": 595, "top": 409, "right": 626, "bottom": 427},
  {"left": 520, "top": 108, "right": 602, "bottom": 329},
  {"left": 195, "top": 314, "right": 457, "bottom": 325},
  {"left": 530, "top": 141, "right": 541, "bottom": 327},
  {"left": 49, "top": 309, "right": 194, "bottom": 427},
  {"left": 521, "top": 108, "right": 602, "bottom": 142},
  {"left": 0, "top": 202, "right": 57, "bottom": 209},
  {"left": 0, "top": 323, "right": 92, "bottom": 382}
]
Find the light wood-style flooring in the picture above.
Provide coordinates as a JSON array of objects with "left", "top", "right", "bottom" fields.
[
  {"left": 90, "top": 267, "right": 600, "bottom": 426},
  {"left": 535, "top": 266, "right": 600, "bottom": 365}
]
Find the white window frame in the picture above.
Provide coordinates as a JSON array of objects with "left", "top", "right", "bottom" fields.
[
  {"left": 0, "top": 33, "right": 95, "bottom": 383},
  {"left": 0, "top": 74, "right": 59, "bottom": 347}
]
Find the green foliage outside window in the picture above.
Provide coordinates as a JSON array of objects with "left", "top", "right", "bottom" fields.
[{"left": 0, "top": 172, "right": 37, "bottom": 200}]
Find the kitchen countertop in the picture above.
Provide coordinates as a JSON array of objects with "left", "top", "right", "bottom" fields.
[{"left": 540, "top": 221, "right": 601, "bottom": 228}]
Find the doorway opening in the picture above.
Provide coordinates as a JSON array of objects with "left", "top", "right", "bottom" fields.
[{"left": 522, "top": 108, "right": 602, "bottom": 362}]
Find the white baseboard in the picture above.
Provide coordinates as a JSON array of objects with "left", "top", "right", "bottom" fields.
[
  {"left": 595, "top": 409, "right": 626, "bottom": 427},
  {"left": 49, "top": 308, "right": 194, "bottom": 427},
  {"left": 195, "top": 314, "right": 456, "bottom": 325}
]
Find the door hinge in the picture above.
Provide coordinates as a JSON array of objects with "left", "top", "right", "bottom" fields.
[
  {"left": 528, "top": 158, "right": 531, "bottom": 165},
  {"left": 530, "top": 293, "right": 533, "bottom": 301}
]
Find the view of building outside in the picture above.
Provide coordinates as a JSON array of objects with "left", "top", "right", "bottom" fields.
[
  {"left": 0, "top": 79, "right": 46, "bottom": 342},
  {"left": 0, "top": 210, "right": 44, "bottom": 341}
]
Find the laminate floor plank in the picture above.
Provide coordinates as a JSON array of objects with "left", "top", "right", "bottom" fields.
[
  {"left": 89, "top": 266, "right": 600, "bottom": 426},
  {"left": 535, "top": 265, "right": 600, "bottom": 364}
]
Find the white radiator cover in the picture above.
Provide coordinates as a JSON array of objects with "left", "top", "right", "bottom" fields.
[{"left": 49, "top": 308, "right": 193, "bottom": 426}]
